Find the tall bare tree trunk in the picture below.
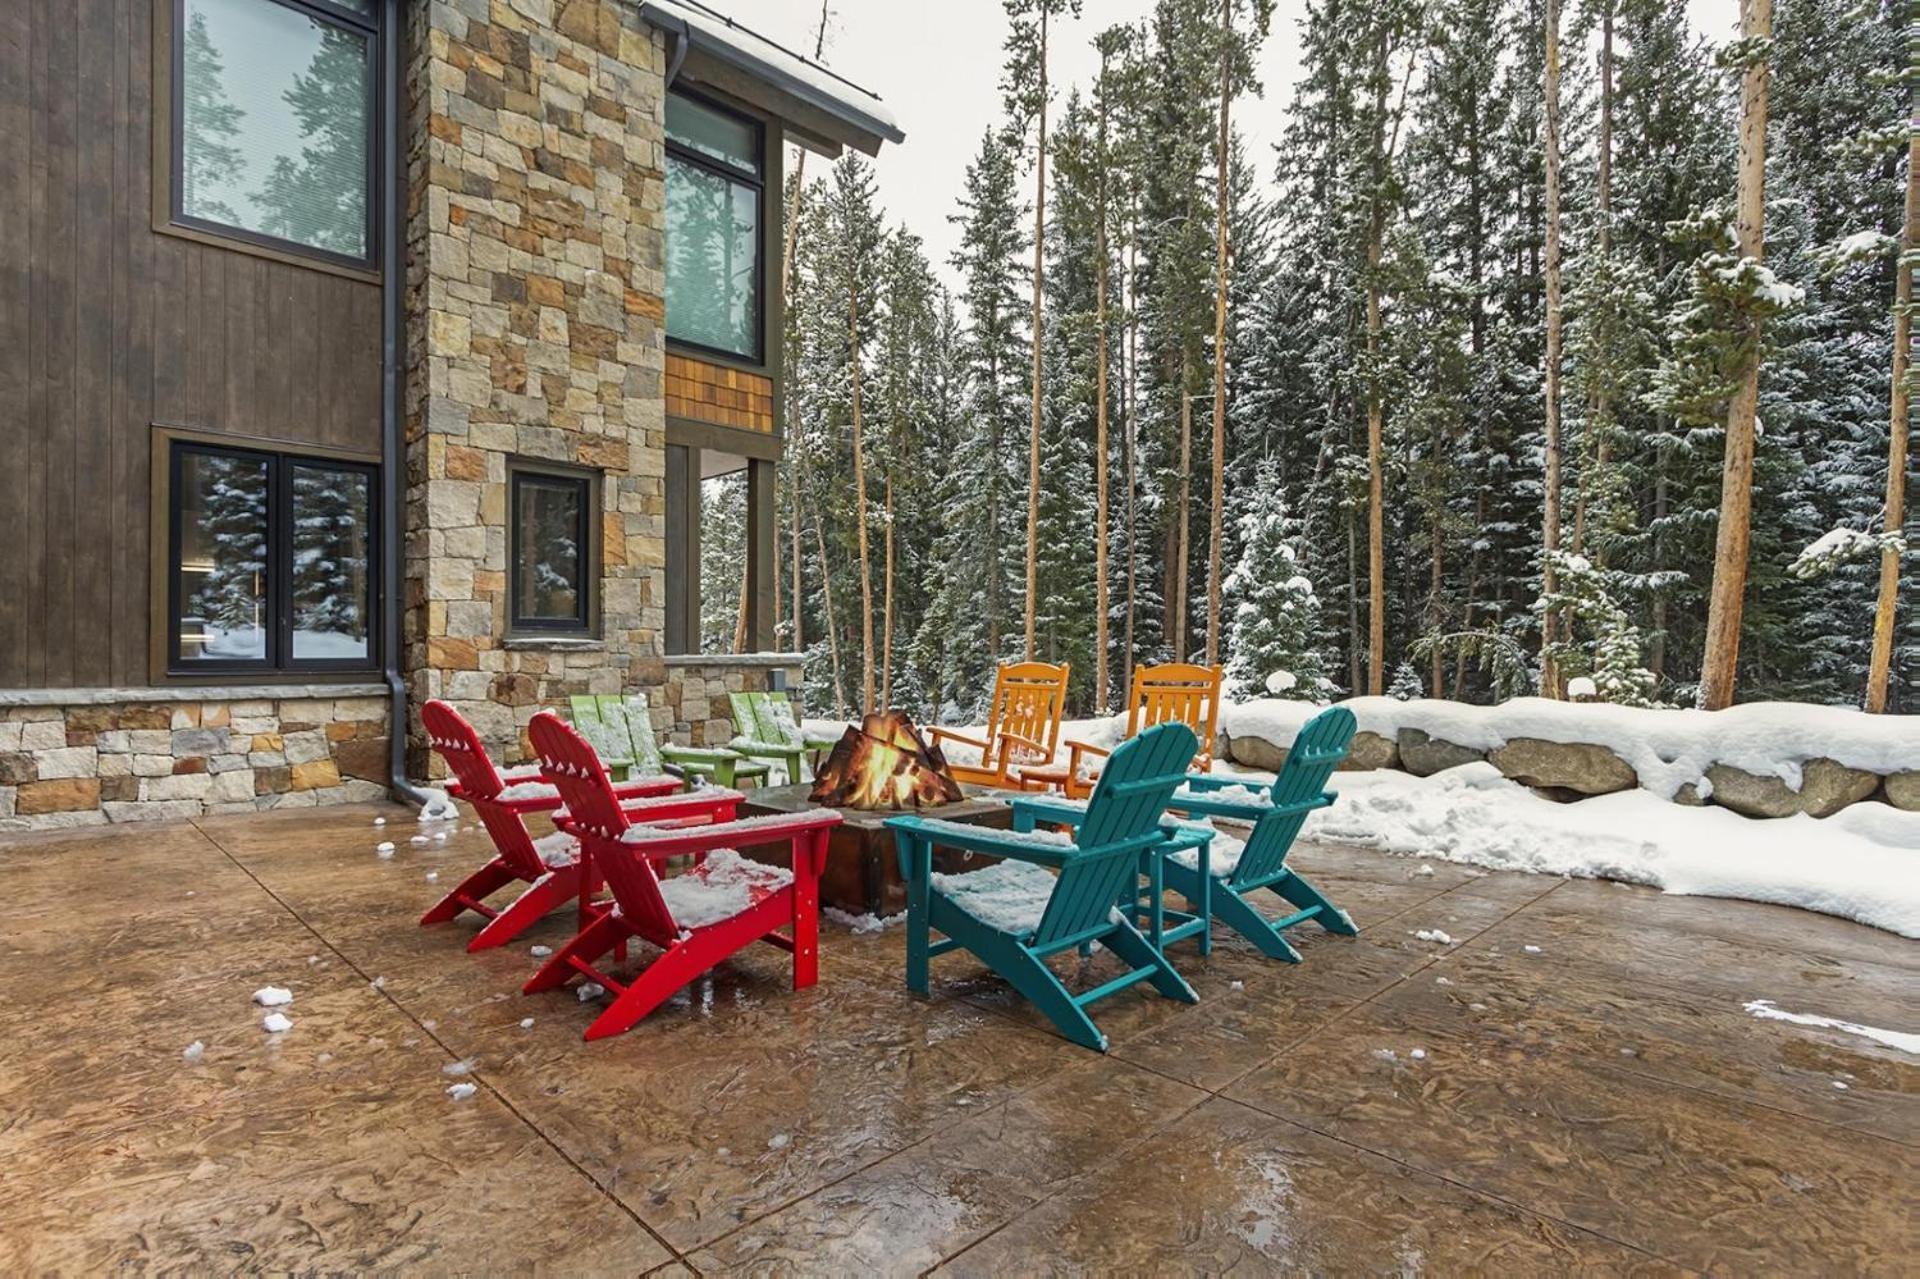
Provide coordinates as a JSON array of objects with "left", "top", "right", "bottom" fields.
[
  {"left": 849, "top": 292, "right": 876, "bottom": 715},
  {"left": 1024, "top": 7, "right": 1050, "bottom": 661},
  {"left": 1365, "top": 240, "right": 1386, "bottom": 696},
  {"left": 1206, "top": 0, "right": 1233, "bottom": 668},
  {"left": 1094, "top": 49, "right": 1113, "bottom": 711},
  {"left": 1867, "top": 72, "right": 1916, "bottom": 713},
  {"left": 1699, "top": 0, "right": 1773, "bottom": 711},
  {"left": 789, "top": 488, "right": 804, "bottom": 657},
  {"left": 882, "top": 470, "right": 895, "bottom": 709},
  {"left": 1541, "top": 0, "right": 1565, "bottom": 697},
  {"left": 1572, "top": 4, "right": 1613, "bottom": 562},
  {"left": 1123, "top": 233, "right": 1140, "bottom": 696},
  {"left": 810, "top": 502, "right": 848, "bottom": 716},
  {"left": 1175, "top": 359, "right": 1193, "bottom": 660}
]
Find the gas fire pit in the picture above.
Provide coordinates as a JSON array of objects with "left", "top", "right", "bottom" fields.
[{"left": 739, "top": 711, "right": 1014, "bottom": 915}]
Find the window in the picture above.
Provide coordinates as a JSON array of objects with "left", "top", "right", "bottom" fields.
[
  {"left": 665, "top": 91, "right": 763, "bottom": 361},
  {"left": 170, "top": 442, "right": 376, "bottom": 672},
  {"left": 510, "top": 464, "right": 597, "bottom": 634},
  {"left": 172, "top": 0, "right": 378, "bottom": 268}
]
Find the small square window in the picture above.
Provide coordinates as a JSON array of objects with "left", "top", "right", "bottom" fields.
[
  {"left": 510, "top": 465, "right": 597, "bottom": 634},
  {"left": 173, "top": 0, "right": 378, "bottom": 268},
  {"left": 169, "top": 441, "right": 377, "bottom": 672}
]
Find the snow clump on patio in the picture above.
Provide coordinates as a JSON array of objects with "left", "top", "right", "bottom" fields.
[
  {"left": 261, "top": 1013, "right": 293, "bottom": 1033},
  {"left": 446, "top": 1083, "right": 477, "bottom": 1101},
  {"left": 252, "top": 986, "right": 293, "bottom": 1007},
  {"left": 1411, "top": 929, "right": 1454, "bottom": 945},
  {"left": 417, "top": 789, "right": 459, "bottom": 822},
  {"left": 182, "top": 1040, "right": 205, "bottom": 1063}
]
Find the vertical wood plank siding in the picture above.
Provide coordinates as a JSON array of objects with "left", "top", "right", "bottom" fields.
[{"left": 0, "top": 0, "right": 382, "bottom": 689}]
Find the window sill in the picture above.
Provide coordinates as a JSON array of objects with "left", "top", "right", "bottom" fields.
[{"left": 503, "top": 636, "right": 605, "bottom": 652}]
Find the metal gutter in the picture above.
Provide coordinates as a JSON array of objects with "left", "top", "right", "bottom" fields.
[
  {"left": 636, "top": 0, "right": 905, "bottom": 147},
  {"left": 382, "top": 0, "right": 430, "bottom": 810}
]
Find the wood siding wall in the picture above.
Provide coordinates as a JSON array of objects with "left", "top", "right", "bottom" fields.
[
  {"left": 0, "top": 0, "right": 382, "bottom": 690},
  {"left": 665, "top": 353, "right": 775, "bottom": 434}
]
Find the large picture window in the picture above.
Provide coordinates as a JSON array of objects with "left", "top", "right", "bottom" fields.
[
  {"left": 172, "top": 0, "right": 378, "bottom": 268},
  {"left": 170, "top": 442, "right": 376, "bottom": 672},
  {"left": 665, "top": 91, "right": 763, "bottom": 361},
  {"left": 510, "top": 464, "right": 597, "bottom": 635}
]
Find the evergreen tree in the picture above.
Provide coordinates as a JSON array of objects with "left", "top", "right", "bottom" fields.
[{"left": 1223, "top": 465, "right": 1331, "bottom": 699}]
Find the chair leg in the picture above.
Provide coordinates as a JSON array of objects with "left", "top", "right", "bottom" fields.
[
  {"left": 791, "top": 843, "right": 820, "bottom": 990},
  {"left": 420, "top": 859, "right": 514, "bottom": 926},
  {"left": 1100, "top": 921, "right": 1199, "bottom": 1005},
  {"left": 900, "top": 834, "right": 932, "bottom": 995},
  {"left": 466, "top": 864, "right": 580, "bottom": 952},
  {"left": 1211, "top": 887, "right": 1305, "bottom": 963},
  {"left": 973, "top": 929, "right": 1109, "bottom": 1053},
  {"left": 583, "top": 928, "right": 738, "bottom": 1040},
  {"left": 523, "top": 911, "right": 628, "bottom": 994},
  {"left": 1271, "top": 869, "right": 1359, "bottom": 935}
]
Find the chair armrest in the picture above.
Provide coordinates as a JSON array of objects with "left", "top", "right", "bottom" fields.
[
  {"left": 1009, "top": 795, "right": 1090, "bottom": 830},
  {"left": 1062, "top": 739, "right": 1111, "bottom": 775},
  {"left": 611, "top": 774, "right": 683, "bottom": 800},
  {"left": 1180, "top": 771, "right": 1273, "bottom": 795},
  {"left": 803, "top": 733, "right": 841, "bottom": 750},
  {"left": 660, "top": 744, "right": 745, "bottom": 763},
  {"left": 926, "top": 726, "right": 990, "bottom": 753},
  {"left": 884, "top": 815, "right": 1076, "bottom": 868},
  {"left": 729, "top": 738, "right": 804, "bottom": 755}
]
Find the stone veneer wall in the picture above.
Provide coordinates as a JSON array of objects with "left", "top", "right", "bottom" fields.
[
  {"left": 0, "top": 691, "right": 391, "bottom": 832},
  {"left": 404, "top": 0, "right": 670, "bottom": 773},
  {"left": 661, "top": 656, "right": 806, "bottom": 748}
]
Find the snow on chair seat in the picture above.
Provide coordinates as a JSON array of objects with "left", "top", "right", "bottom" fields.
[
  {"left": 929, "top": 860, "right": 1062, "bottom": 937},
  {"left": 418, "top": 699, "right": 711, "bottom": 953},
  {"left": 524, "top": 710, "right": 842, "bottom": 1040}
]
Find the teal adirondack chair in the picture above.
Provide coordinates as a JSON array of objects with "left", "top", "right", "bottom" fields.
[
  {"left": 1161, "top": 706, "right": 1359, "bottom": 962},
  {"left": 566, "top": 695, "right": 768, "bottom": 788},
  {"left": 886, "top": 722, "right": 1208, "bottom": 1053},
  {"left": 726, "top": 690, "right": 838, "bottom": 785}
]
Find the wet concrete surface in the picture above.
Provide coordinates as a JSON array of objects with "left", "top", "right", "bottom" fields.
[{"left": 1, "top": 802, "right": 1914, "bottom": 1272}]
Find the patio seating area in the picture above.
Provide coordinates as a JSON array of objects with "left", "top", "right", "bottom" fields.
[{"left": 2, "top": 799, "right": 1913, "bottom": 1272}]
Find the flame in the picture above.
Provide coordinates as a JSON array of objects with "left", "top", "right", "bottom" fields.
[{"left": 809, "top": 712, "right": 964, "bottom": 811}]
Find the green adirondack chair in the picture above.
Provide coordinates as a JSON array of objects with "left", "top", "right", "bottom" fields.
[
  {"left": 725, "top": 690, "right": 838, "bottom": 785},
  {"left": 566, "top": 695, "right": 768, "bottom": 789},
  {"left": 1160, "top": 705, "right": 1359, "bottom": 962},
  {"left": 886, "top": 722, "right": 1208, "bottom": 1053}
]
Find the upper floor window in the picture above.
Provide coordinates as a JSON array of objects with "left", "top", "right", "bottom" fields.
[
  {"left": 173, "top": 0, "right": 377, "bottom": 269},
  {"left": 169, "top": 441, "right": 377, "bottom": 673},
  {"left": 665, "top": 90, "right": 763, "bottom": 362}
]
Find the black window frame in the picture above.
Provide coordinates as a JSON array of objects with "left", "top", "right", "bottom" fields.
[
  {"left": 167, "top": 440, "right": 380, "bottom": 675},
  {"left": 664, "top": 87, "right": 766, "bottom": 365},
  {"left": 508, "top": 462, "right": 598, "bottom": 637},
  {"left": 169, "top": 0, "right": 382, "bottom": 272}
]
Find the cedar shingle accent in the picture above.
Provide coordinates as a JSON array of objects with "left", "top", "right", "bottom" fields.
[{"left": 665, "top": 353, "right": 775, "bottom": 433}]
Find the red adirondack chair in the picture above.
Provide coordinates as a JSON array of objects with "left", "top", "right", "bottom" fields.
[
  {"left": 525, "top": 710, "right": 843, "bottom": 1040},
  {"left": 420, "top": 699, "right": 698, "bottom": 951}
]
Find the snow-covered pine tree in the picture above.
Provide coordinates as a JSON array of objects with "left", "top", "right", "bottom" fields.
[{"left": 1223, "top": 464, "right": 1331, "bottom": 700}]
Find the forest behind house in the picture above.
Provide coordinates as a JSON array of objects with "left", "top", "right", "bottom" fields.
[{"left": 699, "top": 0, "right": 1914, "bottom": 724}]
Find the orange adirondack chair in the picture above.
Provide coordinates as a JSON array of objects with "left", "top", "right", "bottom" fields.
[
  {"left": 927, "top": 661, "right": 1070, "bottom": 788},
  {"left": 1018, "top": 662, "right": 1223, "bottom": 799}
]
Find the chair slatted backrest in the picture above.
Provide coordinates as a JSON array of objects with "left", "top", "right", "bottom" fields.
[
  {"left": 605, "top": 695, "right": 666, "bottom": 776},
  {"left": 991, "top": 661, "right": 1071, "bottom": 761},
  {"left": 528, "top": 712, "right": 678, "bottom": 939},
  {"left": 568, "top": 695, "right": 636, "bottom": 773},
  {"left": 727, "top": 690, "right": 795, "bottom": 747},
  {"left": 1033, "top": 722, "right": 1199, "bottom": 948},
  {"left": 1233, "top": 706, "right": 1355, "bottom": 888},
  {"left": 422, "top": 699, "right": 543, "bottom": 879},
  {"left": 1125, "top": 663, "right": 1223, "bottom": 768}
]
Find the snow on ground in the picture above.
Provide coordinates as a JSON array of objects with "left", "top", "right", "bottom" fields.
[
  {"left": 1744, "top": 1000, "right": 1920, "bottom": 1056},
  {"left": 824, "top": 906, "right": 901, "bottom": 933},
  {"left": 1300, "top": 763, "right": 1920, "bottom": 938},
  {"left": 1222, "top": 696, "right": 1920, "bottom": 800},
  {"left": 261, "top": 1012, "right": 293, "bottom": 1033},
  {"left": 417, "top": 789, "right": 459, "bottom": 822},
  {"left": 446, "top": 1082, "right": 477, "bottom": 1101},
  {"left": 251, "top": 986, "right": 293, "bottom": 1007}
]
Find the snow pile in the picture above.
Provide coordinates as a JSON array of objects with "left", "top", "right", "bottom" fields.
[
  {"left": 1223, "top": 696, "right": 1920, "bottom": 799},
  {"left": 824, "top": 906, "right": 900, "bottom": 934},
  {"left": 532, "top": 831, "right": 577, "bottom": 867},
  {"left": 1411, "top": 929, "right": 1454, "bottom": 945},
  {"left": 182, "top": 1040, "right": 205, "bottom": 1063},
  {"left": 930, "top": 859, "right": 1062, "bottom": 935},
  {"left": 417, "top": 789, "right": 460, "bottom": 822},
  {"left": 446, "top": 1083, "right": 477, "bottom": 1101},
  {"left": 659, "top": 850, "right": 794, "bottom": 929},
  {"left": 375, "top": 842, "right": 396, "bottom": 857},
  {"left": 261, "top": 1012, "right": 293, "bottom": 1034},
  {"left": 251, "top": 986, "right": 293, "bottom": 1007},
  {"left": 1744, "top": 999, "right": 1919, "bottom": 1056},
  {"left": 1305, "top": 764, "right": 1920, "bottom": 937},
  {"left": 1173, "top": 782, "right": 1273, "bottom": 808}
]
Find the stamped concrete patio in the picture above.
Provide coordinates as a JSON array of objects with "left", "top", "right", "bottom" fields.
[{"left": 1, "top": 802, "right": 1915, "bottom": 1273}]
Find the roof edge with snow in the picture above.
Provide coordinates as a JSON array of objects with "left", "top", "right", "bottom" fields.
[{"left": 636, "top": 0, "right": 905, "bottom": 158}]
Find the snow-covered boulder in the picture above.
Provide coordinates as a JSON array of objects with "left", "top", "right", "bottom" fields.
[
  {"left": 1489, "top": 737, "right": 1637, "bottom": 796},
  {"left": 1705, "top": 759, "right": 1881, "bottom": 820},
  {"left": 1398, "top": 728, "right": 1487, "bottom": 777},
  {"left": 1339, "top": 731, "right": 1400, "bottom": 772},
  {"left": 1228, "top": 733, "right": 1290, "bottom": 772}
]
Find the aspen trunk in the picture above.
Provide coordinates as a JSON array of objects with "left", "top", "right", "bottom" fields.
[
  {"left": 1094, "top": 50, "right": 1112, "bottom": 711},
  {"left": 1541, "top": 0, "right": 1565, "bottom": 698},
  {"left": 1699, "top": 0, "right": 1772, "bottom": 711},
  {"left": 809, "top": 501, "right": 848, "bottom": 716},
  {"left": 1571, "top": 4, "right": 1610, "bottom": 562},
  {"left": 849, "top": 291, "right": 875, "bottom": 715},
  {"left": 1176, "top": 359, "right": 1193, "bottom": 660},
  {"left": 1867, "top": 83, "right": 1916, "bottom": 712},
  {"left": 1206, "top": 0, "right": 1232, "bottom": 668},
  {"left": 1366, "top": 240, "right": 1385, "bottom": 696},
  {"left": 882, "top": 470, "right": 895, "bottom": 710},
  {"left": 1123, "top": 233, "right": 1140, "bottom": 696},
  {"left": 1024, "top": 7, "right": 1049, "bottom": 662}
]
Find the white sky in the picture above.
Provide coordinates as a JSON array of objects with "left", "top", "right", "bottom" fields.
[{"left": 741, "top": 0, "right": 1742, "bottom": 290}]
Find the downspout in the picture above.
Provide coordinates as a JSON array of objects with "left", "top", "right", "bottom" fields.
[
  {"left": 382, "top": 0, "right": 430, "bottom": 808},
  {"left": 665, "top": 22, "right": 689, "bottom": 85}
]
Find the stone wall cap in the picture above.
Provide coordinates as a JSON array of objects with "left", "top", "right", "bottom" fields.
[
  {"left": 663, "top": 651, "right": 805, "bottom": 668},
  {"left": 0, "top": 683, "right": 389, "bottom": 707},
  {"left": 502, "top": 637, "right": 607, "bottom": 652}
]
